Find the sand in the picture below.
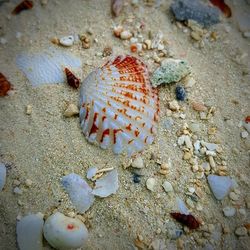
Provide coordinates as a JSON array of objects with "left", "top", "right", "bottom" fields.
[{"left": 0, "top": 0, "right": 249, "bottom": 249}]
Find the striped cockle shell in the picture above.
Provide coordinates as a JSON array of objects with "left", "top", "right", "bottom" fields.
[{"left": 79, "top": 55, "right": 159, "bottom": 155}]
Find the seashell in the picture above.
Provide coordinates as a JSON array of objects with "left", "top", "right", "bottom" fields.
[
  {"left": 92, "top": 169, "right": 118, "bottom": 197},
  {"left": 61, "top": 173, "right": 95, "bottom": 213},
  {"left": 16, "top": 213, "right": 44, "bottom": 250},
  {"left": 16, "top": 49, "right": 81, "bottom": 87},
  {"left": 170, "top": 212, "right": 200, "bottom": 230},
  {"left": 79, "top": 55, "right": 159, "bottom": 155},
  {"left": 12, "top": 0, "right": 33, "bottom": 15},
  {"left": 43, "top": 212, "right": 88, "bottom": 250},
  {"left": 65, "top": 68, "right": 80, "bottom": 88},
  {"left": 59, "top": 35, "right": 75, "bottom": 47},
  {"left": 0, "top": 73, "right": 12, "bottom": 96}
]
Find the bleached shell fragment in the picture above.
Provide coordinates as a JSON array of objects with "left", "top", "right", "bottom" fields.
[
  {"left": 79, "top": 55, "right": 159, "bottom": 155},
  {"left": 207, "top": 175, "right": 232, "bottom": 200},
  {"left": 16, "top": 213, "right": 44, "bottom": 250},
  {"left": 59, "top": 35, "right": 75, "bottom": 47},
  {"left": 131, "top": 156, "right": 144, "bottom": 168},
  {"left": 92, "top": 169, "right": 118, "bottom": 197},
  {"left": 86, "top": 167, "right": 98, "bottom": 180},
  {"left": 0, "top": 163, "right": 6, "bottom": 191},
  {"left": 61, "top": 173, "right": 95, "bottom": 213},
  {"left": 16, "top": 49, "right": 81, "bottom": 87},
  {"left": 64, "top": 103, "right": 79, "bottom": 117},
  {"left": 162, "top": 181, "right": 173, "bottom": 193},
  {"left": 43, "top": 212, "right": 88, "bottom": 250},
  {"left": 176, "top": 197, "right": 189, "bottom": 215},
  {"left": 120, "top": 30, "right": 132, "bottom": 40}
]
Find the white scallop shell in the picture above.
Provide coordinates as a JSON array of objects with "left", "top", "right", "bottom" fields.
[{"left": 80, "top": 55, "right": 159, "bottom": 155}]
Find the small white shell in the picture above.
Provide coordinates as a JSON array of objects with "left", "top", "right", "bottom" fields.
[
  {"left": 92, "top": 169, "right": 119, "bottom": 197},
  {"left": 61, "top": 173, "right": 95, "bottom": 213},
  {"left": 16, "top": 213, "right": 44, "bottom": 250},
  {"left": 86, "top": 167, "right": 98, "bottom": 180},
  {"left": 43, "top": 212, "right": 88, "bottom": 250},
  {"left": 0, "top": 163, "right": 6, "bottom": 191}
]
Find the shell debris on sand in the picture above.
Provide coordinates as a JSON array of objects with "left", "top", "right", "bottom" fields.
[
  {"left": 0, "top": 72, "right": 13, "bottom": 96},
  {"left": 61, "top": 173, "right": 95, "bottom": 213},
  {"left": 16, "top": 213, "right": 44, "bottom": 250},
  {"left": 79, "top": 55, "right": 159, "bottom": 155},
  {"left": 43, "top": 212, "right": 88, "bottom": 250},
  {"left": 92, "top": 169, "right": 119, "bottom": 197}
]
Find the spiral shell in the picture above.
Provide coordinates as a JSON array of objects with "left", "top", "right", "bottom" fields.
[{"left": 80, "top": 55, "right": 159, "bottom": 155}]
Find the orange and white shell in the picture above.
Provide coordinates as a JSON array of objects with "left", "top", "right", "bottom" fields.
[{"left": 79, "top": 55, "right": 159, "bottom": 155}]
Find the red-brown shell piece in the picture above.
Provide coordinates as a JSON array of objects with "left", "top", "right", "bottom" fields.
[
  {"left": 12, "top": 0, "right": 33, "bottom": 15},
  {"left": 209, "top": 0, "right": 231, "bottom": 18},
  {"left": 65, "top": 68, "right": 80, "bottom": 89},
  {"left": 0, "top": 73, "right": 12, "bottom": 97},
  {"left": 170, "top": 212, "right": 200, "bottom": 230},
  {"left": 245, "top": 116, "right": 250, "bottom": 123}
]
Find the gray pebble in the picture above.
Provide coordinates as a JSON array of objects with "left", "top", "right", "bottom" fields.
[
  {"left": 170, "top": 0, "right": 220, "bottom": 27},
  {"left": 235, "top": 226, "right": 247, "bottom": 236},
  {"left": 222, "top": 206, "right": 236, "bottom": 217}
]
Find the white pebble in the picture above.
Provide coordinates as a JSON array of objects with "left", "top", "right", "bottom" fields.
[
  {"left": 26, "top": 105, "right": 32, "bottom": 115},
  {"left": 188, "top": 187, "right": 195, "bottom": 194},
  {"left": 177, "top": 135, "right": 185, "bottom": 146},
  {"left": 184, "top": 135, "right": 193, "bottom": 149},
  {"left": 238, "top": 208, "right": 246, "bottom": 216},
  {"left": 207, "top": 175, "right": 232, "bottom": 200},
  {"left": 162, "top": 181, "right": 173, "bottom": 193},
  {"left": 235, "top": 226, "right": 247, "bottom": 236},
  {"left": 120, "top": 30, "right": 132, "bottom": 40},
  {"left": 59, "top": 36, "right": 75, "bottom": 47},
  {"left": 13, "top": 187, "right": 23, "bottom": 195},
  {"left": 17, "top": 213, "right": 44, "bottom": 250},
  {"left": 130, "top": 37, "right": 138, "bottom": 43},
  {"left": 0, "top": 163, "right": 6, "bottom": 191},
  {"left": 206, "top": 150, "right": 217, "bottom": 156},
  {"left": 0, "top": 37, "right": 7, "bottom": 45},
  {"left": 43, "top": 212, "right": 88, "bottom": 250},
  {"left": 222, "top": 206, "right": 236, "bottom": 217},
  {"left": 131, "top": 156, "right": 144, "bottom": 169},
  {"left": 241, "top": 131, "right": 248, "bottom": 138},
  {"left": 146, "top": 177, "right": 156, "bottom": 191},
  {"left": 16, "top": 32, "right": 22, "bottom": 40}
]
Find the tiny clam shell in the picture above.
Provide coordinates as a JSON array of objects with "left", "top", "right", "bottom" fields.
[
  {"left": 79, "top": 55, "right": 159, "bottom": 155},
  {"left": 12, "top": 0, "right": 33, "bottom": 15}
]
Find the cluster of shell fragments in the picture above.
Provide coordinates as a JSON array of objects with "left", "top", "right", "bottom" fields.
[{"left": 80, "top": 55, "right": 159, "bottom": 155}]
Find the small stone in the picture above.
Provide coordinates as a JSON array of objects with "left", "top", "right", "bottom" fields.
[
  {"left": 235, "top": 226, "right": 247, "bottom": 236},
  {"left": 144, "top": 39, "right": 152, "bottom": 50},
  {"left": 186, "top": 198, "right": 195, "bottom": 208},
  {"left": 176, "top": 86, "right": 186, "bottom": 101},
  {"left": 184, "top": 135, "right": 193, "bottom": 149},
  {"left": 223, "top": 206, "right": 236, "bottom": 217},
  {"left": 243, "top": 31, "right": 250, "bottom": 38},
  {"left": 241, "top": 131, "right": 248, "bottom": 138},
  {"left": 120, "top": 30, "right": 132, "bottom": 40},
  {"left": 64, "top": 104, "right": 79, "bottom": 117},
  {"left": 229, "top": 192, "right": 239, "bottom": 201},
  {"left": 184, "top": 76, "right": 196, "bottom": 88},
  {"left": 24, "top": 179, "right": 32, "bottom": 187},
  {"left": 146, "top": 177, "right": 156, "bottom": 191},
  {"left": 238, "top": 208, "right": 246, "bottom": 216},
  {"left": 13, "top": 187, "right": 23, "bottom": 195},
  {"left": 189, "top": 123, "right": 200, "bottom": 133},
  {"left": 59, "top": 36, "right": 74, "bottom": 47},
  {"left": 162, "top": 181, "right": 173, "bottom": 193},
  {"left": 200, "top": 112, "right": 207, "bottom": 120},
  {"left": 0, "top": 37, "right": 7, "bottom": 45},
  {"left": 102, "top": 46, "right": 112, "bottom": 57},
  {"left": 16, "top": 32, "right": 22, "bottom": 40},
  {"left": 192, "top": 165, "right": 199, "bottom": 172},
  {"left": 163, "top": 117, "right": 174, "bottom": 130},
  {"left": 26, "top": 105, "right": 32, "bottom": 115},
  {"left": 183, "top": 152, "right": 192, "bottom": 160},
  {"left": 177, "top": 135, "right": 185, "bottom": 146},
  {"left": 169, "top": 100, "right": 180, "bottom": 111},
  {"left": 208, "top": 155, "right": 216, "bottom": 168},
  {"left": 188, "top": 186, "right": 195, "bottom": 194},
  {"left": 191, "top": 31, "right": 202, "bottom": 41},
  {"left": 40, "top": 0, "right": 48, "bottom": 6},
  {"left": 131, "top": 156, "right": 144, "bottom": 169}
]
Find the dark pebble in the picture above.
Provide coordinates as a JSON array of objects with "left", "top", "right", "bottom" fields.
[
  {"left": 176, "top": 86, "right": 186, "bottom": 101},
  {"left": 170, "top": 0, "right": 220, "bottom": 27},
  {"left": 133, "top": 173, "right": 141, "bottom": 183}
]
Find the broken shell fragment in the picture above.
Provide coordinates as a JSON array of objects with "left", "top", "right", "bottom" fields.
[
  {"left": 61, "top": 173, "right": 95, "bottom": 213},
  {"left": 16, "top": 213, "right": 44, "bottom": 250},
  {"left": 92, "top": 169, "right": 118, "bottom": 197},
  {"left": 43, "top": 212, "right": 88, "bottom": 250}
]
